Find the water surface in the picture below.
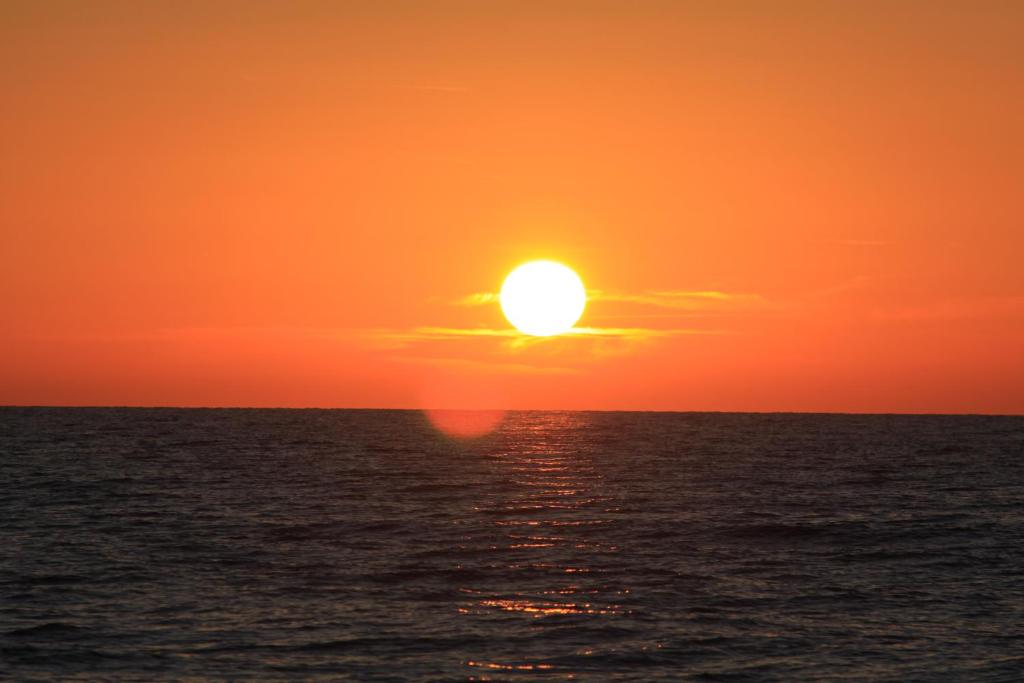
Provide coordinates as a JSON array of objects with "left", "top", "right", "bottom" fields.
[{"left": 2, "top": 408, "right": 1023, "bottom": 680}]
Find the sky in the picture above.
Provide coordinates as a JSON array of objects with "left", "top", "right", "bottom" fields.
[{"left": 1, "top": 1, "right": 1022, "bottom": 413}]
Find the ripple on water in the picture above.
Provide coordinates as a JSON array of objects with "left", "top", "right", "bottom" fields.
[{"left": 1, "top": 408, "right": 1023, "bottom": 680}]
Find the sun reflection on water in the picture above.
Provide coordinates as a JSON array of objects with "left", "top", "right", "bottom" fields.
[{"left": 458, "top": 411, "right": 629, "bottom": 675}]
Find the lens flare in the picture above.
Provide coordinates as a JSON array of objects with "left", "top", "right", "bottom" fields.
[
  {"left": 419, "top": 375, "right": 507, "bottom": 439},
  {"left": 425, "top": 409, "right": 505, "bottom": 439}
]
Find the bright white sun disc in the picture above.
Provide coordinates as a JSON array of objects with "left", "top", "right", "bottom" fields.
[{"left": 500, "top": 261, "right": 586, "bottom": 336}]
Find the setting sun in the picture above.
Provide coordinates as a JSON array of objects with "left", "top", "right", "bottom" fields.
[{"left": 500, "top": 261, "right": 587, "bottom": 337}]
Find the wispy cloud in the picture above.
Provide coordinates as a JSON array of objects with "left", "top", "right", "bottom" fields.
[
  {"left": 360, "top": 325, "right": 718, "bottom": 349},
  {"left": 392, "top": 355, "right": 580, "bottom": 375},
  {"left": 456, "top": 289, "right": 761, "bottom": 311},
  {"left": 567, "top": 326, "right": 720, "bottom": 338},
  {"left": 357, "top": 326, "right": 516, "bottom": 349},
  {"left": 455, "top": 292, "right": 501, "bottom": 306},
  {"left": 588, "top": 290, "right": 763, "bottom": 310},
  {"left": 375, "top": 286, "right": 749, "bottom": 363}
]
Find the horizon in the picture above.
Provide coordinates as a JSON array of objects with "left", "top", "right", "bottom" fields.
[{"left": 4, "top": 404, "right": 1022, "bottom": 418}]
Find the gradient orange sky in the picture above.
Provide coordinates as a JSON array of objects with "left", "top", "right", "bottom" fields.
[{"left": 2, "top": 2, "right": 1022, "bottom": 413}]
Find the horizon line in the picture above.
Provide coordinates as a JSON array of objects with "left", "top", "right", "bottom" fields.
[{"left": 1, "top": 405, "right": 1021, "bottom": 418}]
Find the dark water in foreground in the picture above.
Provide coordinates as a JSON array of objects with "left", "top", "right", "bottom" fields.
[{"left": 2, "top": 408, "right": 1024, "bottom": 681}]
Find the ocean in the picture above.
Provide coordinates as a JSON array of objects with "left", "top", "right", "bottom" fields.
[{"left": 2, "top": 408, "right": 1023, "bottom": 681}]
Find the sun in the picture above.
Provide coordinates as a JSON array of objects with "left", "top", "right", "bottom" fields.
[{"left": 500, "top": 260, "right": 586, "bottom": 336}]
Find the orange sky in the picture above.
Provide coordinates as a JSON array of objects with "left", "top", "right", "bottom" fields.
[{"left": 2, "top": 2, "right": 1022, "bottom": 413}]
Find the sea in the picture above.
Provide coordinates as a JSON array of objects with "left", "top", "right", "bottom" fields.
[{"left": 2, "top": 407, "right": 1023, "bottom": 681}]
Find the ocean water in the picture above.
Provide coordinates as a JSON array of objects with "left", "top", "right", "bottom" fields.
[{"left": 2, "top": 408, "right": 1023, "bottom": 681}]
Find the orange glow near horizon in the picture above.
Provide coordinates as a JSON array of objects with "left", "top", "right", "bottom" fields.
[{"left": 1, "top": 3, "right": 1022, "bottom": 414}]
